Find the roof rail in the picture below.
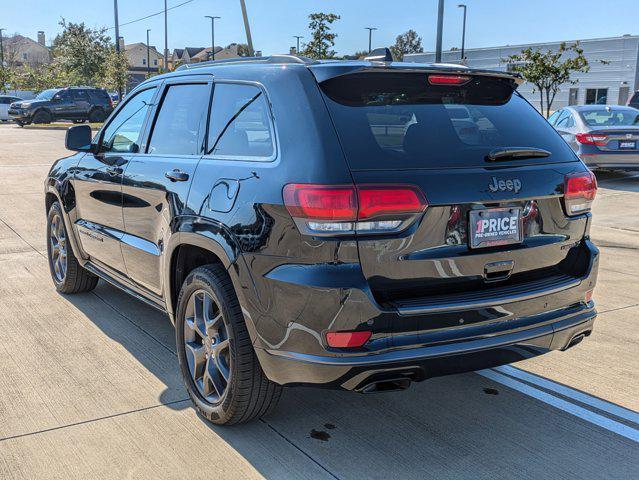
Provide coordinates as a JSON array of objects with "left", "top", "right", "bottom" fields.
[{"left": 176, "top": 54, "right": 318, "bottom": 71}]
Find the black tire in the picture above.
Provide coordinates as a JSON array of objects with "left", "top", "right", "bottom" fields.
[
  {"left": 176, "top": 264, "right": 282, "bottom": 425},
  {"left": 46, "top": 202, "right": 99, "bottom": 294},
  {"left": 32, "top": 110, "right": 52, "bottom": 124},
  {"left": 88, "top": 108, "right": 106, "bottom": 123}
]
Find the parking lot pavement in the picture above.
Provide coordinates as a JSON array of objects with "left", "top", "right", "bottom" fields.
[{"left": 0, "top": 123, "right": 637, "bottom": 479}]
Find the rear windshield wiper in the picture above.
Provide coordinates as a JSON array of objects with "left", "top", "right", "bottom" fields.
[{"left": 485, "top": 147, "right": 551, "bottom": 162}]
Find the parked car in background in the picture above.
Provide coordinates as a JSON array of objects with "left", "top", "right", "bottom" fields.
[
  {"left": 548, "top": 105, "right": 639, "bottom": 170},
  {"left": 0, "top": 95, "right": 23, "bottom": 121},
  {"left": 45, "top": 56, "right": 598, "bottom": 425},
  {"left": 8, "top": 87, "right": 113, "bottom": 126}
]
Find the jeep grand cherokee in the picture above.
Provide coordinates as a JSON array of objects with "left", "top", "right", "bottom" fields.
[{"left": 44, "top": 55, "right": 598, "bottom": 425}]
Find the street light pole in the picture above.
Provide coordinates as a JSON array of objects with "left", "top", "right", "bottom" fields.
[
  {"left": 205, "top": 16, "right": 221, "bottom": 61},
  {"left": 458, "top": 4, "right": 467, "bottom": 61},
  {"left": 164, "top": 0, "right": 169, "bottom": 71},
  {"left": 435, "top": 0, "right": 444, "bottom": 62},
  {"left": 293, "top": 35, "right": 303, "bottom": 55},
  {"left": 365, "top": 27, "right": 377, "bottom": 53},
  {"left": 146, "top": 29, "right": 151, "bottom": 76}
]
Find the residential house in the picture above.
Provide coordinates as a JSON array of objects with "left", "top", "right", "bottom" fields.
[
  {"left": 170, "top": 47, "right": 206, "bottom": 69},
  {"left": 124, "top": 42, "right": 163, "bottom": 89},
  {"left": 1, "top": 32, "right": 51, "bottom": 68},
  {"left": 190, "top": 43, "right": 243, "bottom": 63}
]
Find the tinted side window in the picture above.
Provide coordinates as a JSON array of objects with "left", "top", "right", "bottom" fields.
[
  {"left": 71, "top": 90, "right": 89, "bottom": 101},
  {"left": 101, "top": 88, "right": 156, "bottom": 153},
  {"left": 207, "top": 84, "right": 274, "bottom": 159},
  {"left": 147, "top": 83, "right": 211, "bottom": 156}
]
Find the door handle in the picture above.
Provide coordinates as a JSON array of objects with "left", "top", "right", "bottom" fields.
[{"left": 165, "top": 169, "right": 189, "bottom": 182}]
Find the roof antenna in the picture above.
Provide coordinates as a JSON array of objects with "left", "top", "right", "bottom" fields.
[{"left": 364, "top": 47, "right": 394, "bottom": 62}]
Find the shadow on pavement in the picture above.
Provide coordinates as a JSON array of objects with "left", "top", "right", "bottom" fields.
[{"left": 70, "top": 280, "right": 639, "bottom": 480}]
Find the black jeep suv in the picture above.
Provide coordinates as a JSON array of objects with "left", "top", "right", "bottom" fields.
[
  {"left": 45, "top": 56, "right": 599, "bottom": 425},
  {"left": 10, "top": 87, "right": 113, "bottom": 125}
]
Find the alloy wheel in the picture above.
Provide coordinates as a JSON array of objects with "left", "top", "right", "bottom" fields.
[
  {"left": 183, "top": 290, "right": 231, "bottom": 403},
  {"left": 49, "top": 213, "right": 67, "bottom": 282}
]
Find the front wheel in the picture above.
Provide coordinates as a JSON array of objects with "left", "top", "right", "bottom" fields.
[
  {"left": 175, "top": 265, "right": 282, "bottom": 425},
  {"left": 47, "top": 202, "right": 99, "bottom": 293}
]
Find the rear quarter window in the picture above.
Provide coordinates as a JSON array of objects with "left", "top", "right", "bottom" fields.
[{"left": 320, "top": 72, "right": 577, "bottom": 170}]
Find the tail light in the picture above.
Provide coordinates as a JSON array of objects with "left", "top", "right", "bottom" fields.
[
  {"left": 326, "top": 330, "right": 371, "bottom": 348},
  {"left": 564, "top": 171, "right": 597, "bottom": 216},
  {"left": 575, "top": 133, "right": 608, "bottom": 146},
  {"left": 428, "top": 74, "right": 471, "bottom": 85},
  {"left": 283, "top": 184, "right": 427, "bottom": 235}
]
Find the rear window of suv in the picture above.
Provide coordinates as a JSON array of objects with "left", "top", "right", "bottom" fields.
[{"left": 320, "top": 72, "right": 576, "bottom": 170}]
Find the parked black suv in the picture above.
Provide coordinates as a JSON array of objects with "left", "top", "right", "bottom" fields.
[
  {"left": 45, "top": 56, "right": 599, "bottom": 425},
  {"left": 10, "top": 87, "right": 113, "bottom": 125}
]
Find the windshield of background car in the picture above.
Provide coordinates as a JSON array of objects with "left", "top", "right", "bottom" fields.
[
  {"left": 35, "top": 89, "right": 60, "bottom": 100},
  {"left": 580, "top": 108, "right": 639, "bottom": 127},
  {"left": 319, "top": 72, "right": 577, "bottom": 170}
]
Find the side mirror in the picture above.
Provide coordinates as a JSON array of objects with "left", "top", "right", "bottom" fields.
[
  {"left": 65, "top": 125, "right": 94, "bottom": 152},
  {"left": 53, "top": 94, "right": 62, "bottom": 102}
]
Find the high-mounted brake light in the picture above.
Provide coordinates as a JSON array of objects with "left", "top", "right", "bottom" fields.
[
  {"left": 564, "top": 171, "right": 597, "bottom": 216},
  {"left": 575, "top": 133, "right": 608, "bottom": 146},
  {"left": 283, "top": 184, "right": 427, "bottom": 236},
  {"left": 428, "top": 74, "right": 471, "bottom": 86},
  {"left": 326, "top": 330, "right": 371, "bottom": 348}
]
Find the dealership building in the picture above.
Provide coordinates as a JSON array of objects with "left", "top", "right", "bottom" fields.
[{"left": 405, "top": 35, "right": 639, "bottom": 111}]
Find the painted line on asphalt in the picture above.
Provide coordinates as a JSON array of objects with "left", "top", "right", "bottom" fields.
[
  {"left": 494, "top": 365, "right": 639, "bottom": 425},
  {"left": 477, "top": 369, "right": 639, "bottom": 443}
]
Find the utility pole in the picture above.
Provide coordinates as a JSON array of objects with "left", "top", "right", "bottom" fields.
[
  {"left": 205, "top": 16, "right": 220, "bottom": 60},
  {"left": 365, "top": 27, "right": 377, "bottom": 53},
  {"left": 113, "top": 1, "right": 123, "bottom": 100},
  {"left": 239, "top": 0, "right": 254, "bottom": 56},
  {"left": 458, "top": 4, "right": 467, "bottom": 61},
  {"left": 435, "top": 0, "right": 444, "bottom": 62},
  {"left": 146, "top": 29, "right": 151, "bottom": 76},
  {"left": 0, "top": 28, "right": 5, "bottom": 69},
  {"left": 293, "top": 35, "right": 303, "bottom": 55},
  {"left": 0, "top": 28, "right": 5, "bottom": 94},
  {"left": 164, "top": 0, "right": 169, "bottom": 71}
]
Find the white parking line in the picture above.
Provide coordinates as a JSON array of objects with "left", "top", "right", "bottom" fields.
[
  {"left": 477, "top": 369, "right": 639, "bottom": 443},
  {"left": 494, "top": 365, "right": 639, "bottom": 425}
]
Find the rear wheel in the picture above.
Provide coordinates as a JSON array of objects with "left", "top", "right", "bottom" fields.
[
  {"left": 47, "top": 202, "right": 98, "bottom": 293},
  {"left": 32, "top": 110, "right": 52, "bottom": 124},
  {"left": 175, "top": 264, "right": 282, "bottom": 425}
]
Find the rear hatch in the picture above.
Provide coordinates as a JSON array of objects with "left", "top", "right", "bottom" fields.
[{"left": 317, "top": 69, "right": 593, "bottom": 310}]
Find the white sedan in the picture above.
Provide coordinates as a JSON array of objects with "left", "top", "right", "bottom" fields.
[{"left": 0, "top": 95, "right": 23, "bottom": 121}]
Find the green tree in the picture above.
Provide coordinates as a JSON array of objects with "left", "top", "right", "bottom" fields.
[
  {"left": 301, "top": 13, "right": 340, "bottom": 59},
  {"left": 52, "top": 20, "right": 112, "bottom": 86},
  {"left": 236, "top": 43, "right": 251, "bottom": 57},
  {"left": 13, "top": 64, "right": 69, "bottom": 91},
  {"left": 505, "top": 42, "right": 590, "bottom": 117},
  {"left": 101, "top": 48, "right": 129, "bottom": 93},
  {"left": 390, "top": 30, "right": 423, "bottom": 61}
]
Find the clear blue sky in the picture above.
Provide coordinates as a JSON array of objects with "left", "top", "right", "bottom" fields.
[{"left": 3, "top": 0, "right": 639, "bottom": 55}]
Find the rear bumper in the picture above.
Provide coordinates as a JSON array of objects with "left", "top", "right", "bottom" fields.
[
  {"left": 255, "top": 308, "right": 595, "bottom": 389},
  {"left": 250, "top": 240, "right": 599, "bottom": 389},
  {"left": 579, "top": 152, "right": 639, "bottom": 169}
]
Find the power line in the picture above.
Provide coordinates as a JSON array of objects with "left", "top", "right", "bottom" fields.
[{"left": 108, "top": 0, "right": 196, "bottom": 30}]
